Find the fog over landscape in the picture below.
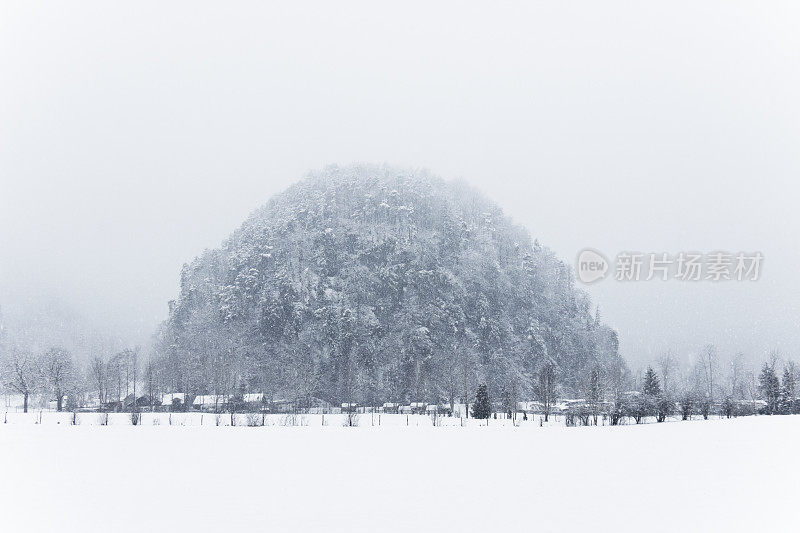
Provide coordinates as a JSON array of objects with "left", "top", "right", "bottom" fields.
[
  {"left": 5, "top": 5, "right": 800, "bottom": 533},
  {"left": 2, "top": 1, "right": 799, "bottom": 367}
]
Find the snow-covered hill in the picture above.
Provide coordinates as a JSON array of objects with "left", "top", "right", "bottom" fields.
[{"left": 157, "top": 164, "right": 624, "bottom": 408}]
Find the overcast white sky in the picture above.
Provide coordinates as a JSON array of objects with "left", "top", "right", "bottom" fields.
[{"left": 2, "top": 1, "right": 799, "bottom": 366}]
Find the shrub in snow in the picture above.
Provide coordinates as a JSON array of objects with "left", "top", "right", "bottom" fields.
[
  {"left": 281, "top": 413, "right": 310, "bottom": 426},
  {"left": 697, "top": 397, "right": 711, "bottom": 420},
  {"left": 656, "top": 396, "right": 674, "bottom": 423},
  {"left": 721, "top": 396, "right": 734, "bottom": 419},
  {"left": 624, "top": 396, "right": 645, "bottom": 424},
  {"left": 343, "top": 412, "right": 359, "bottom": 427},
  {"left": 246, "top": 413, "right": 263, "bottom": 427},
  {"left": 679, "top": 393, "right": 694, "bottom": 420}
]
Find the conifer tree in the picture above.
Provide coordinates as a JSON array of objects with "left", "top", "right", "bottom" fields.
[
  {"left": 643, "top": 366, "right": 661, "bottom": 397},
  {"left": 472, "top": 384, "right": 491, "bottom": 419},
  {"left": 759, "top": 363, "right": 780, "bottom": 414},
  {"left": 780, "top": 367, "right": 796, "bottom": 414},
  {"left": 642, "top": 366, "right": 663, "bottom": 420}
]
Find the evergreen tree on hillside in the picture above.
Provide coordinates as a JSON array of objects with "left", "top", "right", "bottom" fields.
[{"left": 472, "top": 384, "right": 491, "bottom": 419}]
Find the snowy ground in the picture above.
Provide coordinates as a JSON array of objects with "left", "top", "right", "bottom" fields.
[{"left": 1, "top": 415, "right": 797, "bottom": 532}]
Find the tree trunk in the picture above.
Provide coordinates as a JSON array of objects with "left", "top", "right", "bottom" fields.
[
  {"left": 57, "top": 394, "right": 63, "bottom": 412},
  {"left": 23, "top": 392, "right": 29, "bottom": 413}
]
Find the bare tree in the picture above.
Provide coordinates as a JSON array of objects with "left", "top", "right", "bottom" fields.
[
  {"left": 606, "top": 356, "right": 630, "bottom": 426},
  {"left": 40, "top": 347, "right": 75, "bottom": 411},
  {"left": 1, "top": 347, "right": 39, "bottom": 412},
  {"left": 727, "top": 352, "right": 745, "bottom": 401},
  {"left": 459, "top": 342, "right": 478, "bottom": 418},
  {"left": 767, "top": 349, "right": 782, "bottom": 371},
  {"left": 657, "top": 351, "right": 678, "bottom": 395},
  {"left": 584, "top": 366, "right": 603, "bottom": 425},
  {"left": 145, "top": 357, "right": 159, "bottom": 411},
  {"left": 90, "top": 355, "right": 106, "bottom": 407},
  {"left": 695, "top": 344, "right": 718, "bottom": 404},
  {"left": 673, "top": 364, "right": 695, "bottom": 420},
  {"left": 743, "top": 369, "right": 759, "bottom": 414},
  {"left": 107, "top": 352, "right": 124, "bottom": 407},
  {"left": 534, "top": 360, "right": 557, "bottom": 422},
  {"left": 436, "top": 342, "right": 461, "bottom": 415},
  {"left": 130, "top": 348, "right": 139, "bottom": 411}
]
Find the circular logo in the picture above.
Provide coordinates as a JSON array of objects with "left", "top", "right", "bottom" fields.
[{"left": 576, "top": 249, "right": 609, "bottom": 284}]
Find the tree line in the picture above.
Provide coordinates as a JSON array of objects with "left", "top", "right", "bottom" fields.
[{"left": 0, "top": 345, "right": 152, "bottom": 413}]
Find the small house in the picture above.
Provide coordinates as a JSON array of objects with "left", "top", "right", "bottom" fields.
[
  {"left": 124, "top": 395, "right": 157, "bottom": 410},
  {"left": 161, "top": 393, "right": 186, "bottom": 411},
  {"left": 271, "top": 399, "right": 296, "bottom": 413},
  {"left": 382, "top": 402, "right": 399, "bottom": 414},
  {"left": 192, "top": 394, "right": 229, "bottom": 412},
  {"left": 243, "top": 393, "right": 268, "bottom": 411}
]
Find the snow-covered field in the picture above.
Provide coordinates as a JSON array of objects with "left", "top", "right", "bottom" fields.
[{"left": 1, "top": 415, "right": 797, "bottom": 532}]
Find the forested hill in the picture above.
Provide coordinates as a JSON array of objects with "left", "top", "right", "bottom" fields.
[{"left": 156, "top": 165, "right": 625, "bottom": 407}]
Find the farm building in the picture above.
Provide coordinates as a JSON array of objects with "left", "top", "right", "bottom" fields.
[
  {"left": 381, "top": 403, "right": 399, "bottom": 414},
  {"left": 192, "top": 395, "right": 229, "bottom": 412},
  {"left": 161, "top": 393, "right": 186, "bottom": 411}
]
